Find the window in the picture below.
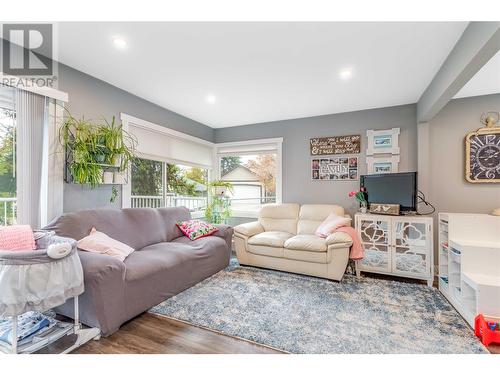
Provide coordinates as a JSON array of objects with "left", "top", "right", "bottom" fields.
[
  {"left": 131, "top": 157, "right": 208, "bottom": 213},
  {"left": 166, "top": 163, "right": 208, "bottom": 212},
  {"left": 216, "top": 138, "right": 282, "bottom": 217},
  {"left": 220, "top": 154, "right": 277, "bottom": 213},
  {"left": 131, "top": 157, "right": 163, "bottom": 208},
  {"left": 0, "top": 106, "right": 16, "bottom": 225},
  {"left": 121, "top": 113, "right": 214, "bottom": 211}
]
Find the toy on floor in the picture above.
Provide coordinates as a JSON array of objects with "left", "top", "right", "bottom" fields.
[{"left": 475, "top": 314, "right": 500, "bottom": 346}]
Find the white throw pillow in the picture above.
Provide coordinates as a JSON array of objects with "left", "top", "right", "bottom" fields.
[{"left": 78, "top": 228, "right": 134, "bottom": 261}]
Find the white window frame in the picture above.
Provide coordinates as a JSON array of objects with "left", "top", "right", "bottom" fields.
[
  {"left": 121, "top": 113, "right": 215, "bottom": 211},
  {"left": 215, "top": 138, "right": 283, "bottom": 218}
]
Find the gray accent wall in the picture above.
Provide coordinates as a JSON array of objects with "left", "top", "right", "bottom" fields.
[
  {"left": 215, "top": 104, "right": 418, "bottom": 217},
  {"left": 427, "top": 93, "right": 500, "bottom": 214},
  {"left": 57, "top": 63, "right": 214, "bottom": 213}
]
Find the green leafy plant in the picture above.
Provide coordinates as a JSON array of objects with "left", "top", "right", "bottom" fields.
[
  {"left": 205, "top": 180, "right": 233, "bottom": 224},
  {"left": 99, "top": 116, "right": 136, "bottom": 171},
  {"left": 110, "top": 186, "right": 119, "bottom": 203},
  {"left": 59, "top": 111, "right": 136, "bottom": 197}
]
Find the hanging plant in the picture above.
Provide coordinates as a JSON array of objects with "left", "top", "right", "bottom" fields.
[
  {"left": 205, "top": 180, "right": 233, "bottom": 224},
  {"left": 59, "top": 111, "right": 137, "bottom": 199}
]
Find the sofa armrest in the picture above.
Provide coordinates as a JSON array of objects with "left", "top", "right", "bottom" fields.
[
  {"left": 54, "top": 250, "right": 127, "bottom": 336},
  {"left": 234, "top": 221, "right": 264, "bottom": 237},
  {"left": 326, "top": 231, "right": 353, "bottom": 248},
  {"left": 213, "top": 224, "right": 234, "bottom": 252}
]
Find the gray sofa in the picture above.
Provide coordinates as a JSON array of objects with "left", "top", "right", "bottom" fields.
[{"left": 44, "top": 207, "right": 233, "bottom": 336}]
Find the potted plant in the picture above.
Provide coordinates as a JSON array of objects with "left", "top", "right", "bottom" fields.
[
  {"left": 349, "top": 188, "right": 368, "bottom": 213},
  {"left": 103, "top": 171, "right": 114, "bottom": 184},
  {"left": 205, "top": 180, "right": 233, "bottom": 224},
  {"left": 59, "top": 111, "right": 137, "bottom": 198}
]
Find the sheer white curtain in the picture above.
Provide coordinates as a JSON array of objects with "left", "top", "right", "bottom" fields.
[{"left": 15, "top": 90, "right": 64, "bottom": 228}]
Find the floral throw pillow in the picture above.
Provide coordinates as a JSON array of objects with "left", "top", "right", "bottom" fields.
[{"left": 176, "top": 220, "right": 219, "bottom": 241}]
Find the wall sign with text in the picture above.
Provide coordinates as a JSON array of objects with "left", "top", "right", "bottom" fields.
[{"left": 310, "top": 135, "right": 361, "bottom": 156}]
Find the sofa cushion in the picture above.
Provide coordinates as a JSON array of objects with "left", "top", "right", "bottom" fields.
[
  {"left": 125, "top": 236, "right": 228, "bottom": 282},
  {"left": 259, "top": 203, "right": 300, "bottom": 234},
  {"left": 247, "top": 231, "right": 293, "bottom": 247},
  {"left": 297, "top": 204, "right": 346, "bottom": 235},
  {"left": 284, "top": 248, "right": 327, "bottom": 263},
  {"left": 247, "top": 244, "right": 284, "bottom": 258},
  {"left": 284, "top": 234, "right": 327, "bottom": 252}
]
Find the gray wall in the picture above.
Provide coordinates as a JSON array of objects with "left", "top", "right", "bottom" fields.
[
  {"left": 427, "top": 93, "right": 500, "bottom": 214},
  {"left": 57, "top": 63, "right": 214, "bottom": 212},
  {"left": 215, "top": 104, "right": 418, "bottom": 217}
]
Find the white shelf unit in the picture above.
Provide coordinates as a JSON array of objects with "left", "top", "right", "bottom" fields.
[
  {"left": 438, "top": 213, "right": 500, "bottom": 327},
  {"left": 355, "top": 213, "right": 434, "bottom": 287}
]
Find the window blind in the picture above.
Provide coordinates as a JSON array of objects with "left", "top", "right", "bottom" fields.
[{"left": 129, "top": 123, "right": 214, "bottom": 169}]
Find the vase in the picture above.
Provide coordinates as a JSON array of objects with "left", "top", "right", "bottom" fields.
[
  {"left": 113, "top": 171, "right": 126, "bottom": 184},
  {"left": 103, "top": 171, "right": 114, "bottom": 184},
  {"left": 360, "top": 201, "right": 367, "bottom": 214}
]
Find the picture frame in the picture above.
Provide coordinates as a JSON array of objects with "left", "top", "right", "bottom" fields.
[
  {"left": 366, "top": 155, "right": 400, "bottom": 174},
  {"left": 311, "top": 156, "right": 358, "bottom": 181},
  {"left": 367, "top": 128, "right": 400, "bottom": 155}
]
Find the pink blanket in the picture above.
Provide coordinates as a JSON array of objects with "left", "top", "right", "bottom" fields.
[
  {"left": 334, "top": 226, "right": 364, "bottom": 260},
  {"left": 0, "top": 225, "right": 36, "bottom": 251}
]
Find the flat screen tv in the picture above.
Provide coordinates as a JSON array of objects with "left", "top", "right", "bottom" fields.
[{"left": 360, "top": 172, "right": 417, "bottom": 212}]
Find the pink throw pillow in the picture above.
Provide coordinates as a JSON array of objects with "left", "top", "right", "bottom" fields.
[
  {"left": 176, "top": 220, "right": 219, "bottom": 241},
  {"left": 78, "top": 228, "right": 134, "bottom": 261},
  {"left": 315, "top": 213, "right": 351, "bottom": 238},
  {"left": 0, "top": 225, "right": 36, "bottom": 251}
]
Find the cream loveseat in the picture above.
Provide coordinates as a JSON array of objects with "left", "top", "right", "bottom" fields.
[{"left": 234, "top": 204, "right": 353, "bottom": 281}]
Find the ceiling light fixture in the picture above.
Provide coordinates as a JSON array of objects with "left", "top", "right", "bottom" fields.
[
  {"left": 339, "top": 68, "right": 353, "bottom": 80},
  {"left": 112, "top": 37, "right": 128, "bottom": 50},
  {"left": 206, "top": 94, "right": 217, "bottom": 104}
]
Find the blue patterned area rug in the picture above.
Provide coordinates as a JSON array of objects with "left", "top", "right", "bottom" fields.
[{"left": 150, "top": 262, "right": 487, "bottom": 354}]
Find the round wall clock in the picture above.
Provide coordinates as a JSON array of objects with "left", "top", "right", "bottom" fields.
[{"left": 465, "top": 112, "right": 500, "bottom": 183}]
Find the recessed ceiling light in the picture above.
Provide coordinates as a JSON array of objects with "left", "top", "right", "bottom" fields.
[
  {"left": 339, "top": 68, "right": 353, "bottom": 80},
  {"left": 206, "top": 94, "right": 216, "bottom": 104},
  {"left": 112, "top": 37, "right": 128, "bottom": 50}
]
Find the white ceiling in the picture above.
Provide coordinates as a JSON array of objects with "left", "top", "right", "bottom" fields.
[
  {"left": 56, "top": 22, "right": 469, "bottom": 128},
  {"left": 454, "top": 51, "right": 500, "bottom": 99}
]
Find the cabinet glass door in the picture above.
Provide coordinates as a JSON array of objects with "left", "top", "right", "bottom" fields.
[
  {"left": 392, "top": 219, "right": 430, "bottom": 277},
  {"left": 358, "top": 217, "right": 391, "bottom": 273}
]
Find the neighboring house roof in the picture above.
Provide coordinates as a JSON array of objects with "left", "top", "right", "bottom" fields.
[
  {"left": 185, "top": 177, "right": 207, "bottom": 192},
  {"left": 221, "top": 165, "right": 261, "bottom": 182}
]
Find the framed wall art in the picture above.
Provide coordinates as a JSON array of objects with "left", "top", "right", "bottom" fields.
[
  {"left": 310, "top": 135, "right": 361, "bottom": 156},
  {"left": 366, "top": 155, "right": 400, "bottom": 174},
  {"left": 311, "top": 157, "right": 358, "bottom": 181},
  {"left": 366, "top": 128, "right": 400, "bottom": 155}
]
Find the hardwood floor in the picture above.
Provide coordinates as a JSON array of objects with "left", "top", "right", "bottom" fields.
[{"left": 39, "top": 313, "right": 282, "bottom": 354}]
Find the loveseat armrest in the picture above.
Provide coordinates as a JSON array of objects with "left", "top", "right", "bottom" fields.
[
  {"left": 344, "top": 214, "right": 352, "bottom": 225},
  {"left": 234, "top": 221, "right": 264, "bottom": 237},
  {"left": 326, "top": 231, "right": 353, "bottom": 248}
]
